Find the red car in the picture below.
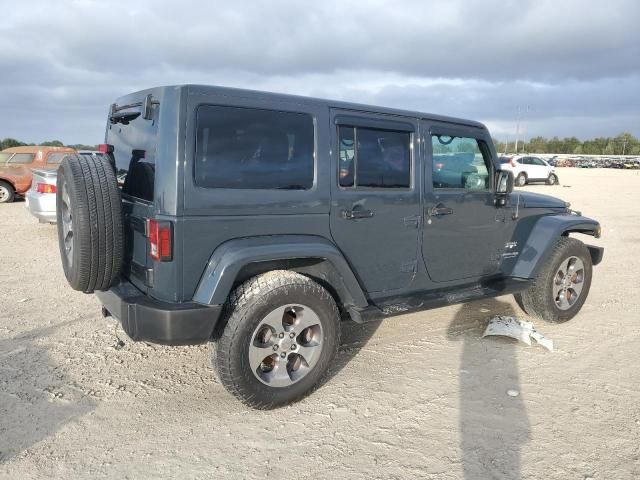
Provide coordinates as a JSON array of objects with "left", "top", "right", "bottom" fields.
[{"left": 0, "top": 146, "right": 76, "bottom": 203}]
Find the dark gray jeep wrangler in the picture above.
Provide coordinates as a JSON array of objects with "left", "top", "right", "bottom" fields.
[{"left": 56, "top": 85, "right": 603, "bottom": 408}]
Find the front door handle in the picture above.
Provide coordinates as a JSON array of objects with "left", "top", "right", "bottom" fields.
[
  {"left": 341, "top": 208, "right": 374, "bottom": 220},
  {"left": 429, "top": 204, "right": 454, "bottom": 217}
]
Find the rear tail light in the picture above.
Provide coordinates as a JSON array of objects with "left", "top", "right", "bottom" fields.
[
  {"left": 148, "top": 219, "right": 172, "bottom": 261},
  {"left": 36, "top": 183, "right": 56, "bottom": 194},
  {"left": 98, "top": 144, "right": 114, "bottom": 154}
]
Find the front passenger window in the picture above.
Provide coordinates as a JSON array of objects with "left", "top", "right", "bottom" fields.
[{"left": 432, "top": 135, "right": 491, "bottom": 190}]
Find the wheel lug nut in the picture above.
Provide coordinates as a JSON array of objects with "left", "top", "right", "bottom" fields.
[
  {"left": 278, "top": 332, "right": 284, "bottom": 339},
  {"left": 289, "top": 332, "right": 295, "bottom": 338},
  {"left": 280, "top": 352, "right": 286, "bottom": 358},
  {"left": 291, "top": 344, "right": 297, "bottom": 350},
  {"left": 272, "top": 345, "right": 279, "bottom": 351}
]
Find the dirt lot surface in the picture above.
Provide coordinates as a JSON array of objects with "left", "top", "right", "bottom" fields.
[{"left": 1, "top": 168, "right": 639, "bottom": 479}]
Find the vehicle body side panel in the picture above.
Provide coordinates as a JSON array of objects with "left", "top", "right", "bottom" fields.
[
  {"left": 509, "top": 214, "right": 600, "bottom": 279},
  {"left": 192, "top": 235, "right": 368, "bottom": 310}
]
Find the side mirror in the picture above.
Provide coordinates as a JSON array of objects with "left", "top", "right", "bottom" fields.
[{"left": 496, "top": 170, "right": 514, "bottom": 195}]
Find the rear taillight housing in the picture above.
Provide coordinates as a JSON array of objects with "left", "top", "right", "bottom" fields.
[
  {"left": 148, "top": 219, "right": 172, "bottom": 261},
  {"left": 36, "top": 183, "right": 56, "bottom": 194},
  {"left": 98, "top": 144, "right": 114, "bottom": 154}
]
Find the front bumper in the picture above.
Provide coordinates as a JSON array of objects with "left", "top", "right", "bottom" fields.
[
  {"left": 25, "top": 190, "right": 57, "bottom": 223},
  {"left": 95, "top": 280, "right": 221, "bottom": 345}
]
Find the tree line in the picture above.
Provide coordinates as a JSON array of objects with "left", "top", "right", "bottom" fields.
[
  {"left": 493, "top": 132, "right": 640, "bottom": 156},
  {"left": 1, "top": 138, "right": 97, "bottom": 151},
  {"left": 3, "top": 132, "right": 640, "bottom": 156}
]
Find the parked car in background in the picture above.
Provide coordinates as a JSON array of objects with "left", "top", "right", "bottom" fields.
[
  {"left": 499, "top": 155, "right": 558, "bottom": 186},
  {"left": 24, "top": 151, "right": 107, "bottom": 223},
  {"left": 0, "top": 146, "right": 76, "bottom": 203},
  {"left": 25, "top": 169, "right": 59, "bottom": 223}
]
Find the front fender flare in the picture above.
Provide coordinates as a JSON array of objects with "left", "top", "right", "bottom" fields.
[
  {"left": 192, "top": 235, "right": 368, "bottom": 312},
  {"left": 511, "top": 214, "right": 601, "bottom": 279}
]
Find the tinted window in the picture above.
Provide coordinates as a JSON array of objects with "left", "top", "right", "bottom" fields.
[
  {"left": 531, "top": 157, "right": 545, "bottom": 166},
  {"left": 195, "top": 106, "right": 315, "bottom": 190},
  {"left": 338, "top": 126, "right": 411, "bottom": 189},
  {"left": 9, "top": 153, "right": 35, "bottom": 164},
  {"left": 46, "top": 153, "right": 70, "bottom": 164},
  {"left": 432, "top": 135, "right": 491, "bottom": 190},
  {"left": 106, "top": 102, "right": 159, "bottom": 202},
  {"left": 338, "top": 126, "right": 355, "bottom": 187}
]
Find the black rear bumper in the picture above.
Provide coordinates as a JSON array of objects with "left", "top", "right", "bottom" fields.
[{"left": 95, "top": 281, "right": 221, "bottom": 345}]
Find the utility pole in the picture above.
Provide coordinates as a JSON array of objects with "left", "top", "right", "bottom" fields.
[{"left": 514, "top": 106, "right": 521, "bottom": 154}]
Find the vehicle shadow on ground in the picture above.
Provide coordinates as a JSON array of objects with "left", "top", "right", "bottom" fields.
[
  {"left": 321, "top": 316, "right": 383, "bottom": 386},
  {"left": 447, "top": 299, "right": 531, "bottom": 480},
  {"left": 0, "top": 320, "right": 95, "bottom": 463}
]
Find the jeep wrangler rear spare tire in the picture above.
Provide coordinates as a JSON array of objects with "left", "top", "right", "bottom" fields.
[
  {"left": 514, "top": 237, "right": 592, "bottom": 323},
  {"left": 56, "top": 154, "right": 124, "bottom": 293},
  {"left": 211, "top": 270, "right": 340, "bottom": 409}
]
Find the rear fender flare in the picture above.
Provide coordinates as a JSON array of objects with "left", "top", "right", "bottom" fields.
[
  {"left": 192, "top": 235, "right": 369, "bottom": 314},
  {"left": 511, "top": 214, "right": 601, "bottom": 279}
]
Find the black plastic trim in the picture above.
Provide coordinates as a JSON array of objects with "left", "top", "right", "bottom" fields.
[{"left": 96, "top": 280, "right": 221, "bottom": 345}]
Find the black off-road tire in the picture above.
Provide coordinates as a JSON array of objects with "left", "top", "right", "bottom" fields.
[
  {"left": 210, "top": 270, "right": 341, "bottom": 409},
  {"left": 547, "top": 173, "right": 559, "bottom": 185},
  {"left": 516, "top": 172, "right": 527, "bottom": 187},
  {"left": 0, "top": 180, "right": 15, "bottom": 203},
  {"left": 514, "top": 237, "right": 592, "bottom": 323},
  {"left": 56, "top": 154, "right": 124, "bottom": 293}
]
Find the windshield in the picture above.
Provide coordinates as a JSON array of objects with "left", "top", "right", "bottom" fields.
[{"left": 0, "top": 153, "right": 11, "bottom": 163}]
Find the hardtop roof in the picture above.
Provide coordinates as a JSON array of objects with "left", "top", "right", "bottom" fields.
[{"left": 119, "top": 84, "right": 487, "bottom": 131}]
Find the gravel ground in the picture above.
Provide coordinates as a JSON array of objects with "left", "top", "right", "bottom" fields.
[{"left": 1, "top": 168, "right": 639, "bottom": 479}]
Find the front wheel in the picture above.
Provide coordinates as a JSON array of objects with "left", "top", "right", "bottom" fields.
[
  {"left": 516, "top": 173, "right": 527, "bottom": 187},
  {"left": 514, "top": 237, "right": 592, "bottom": 323},
  {"left": 547, "top": 173, "right": 558, "bottom": 185},
  {"left": 210, "top": 270, "right": 340, "bottom": 408}
]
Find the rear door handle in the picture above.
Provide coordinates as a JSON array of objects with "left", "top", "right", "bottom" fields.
[
  {"left": 341, "top": 208, "right": 374, "bottom": 220},
  {"left": 429, "top": 205, "right": 454, "bottom": 216}
]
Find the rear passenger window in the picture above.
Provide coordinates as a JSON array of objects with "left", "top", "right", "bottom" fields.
[
  {"left": 432, "top": 135, "right": 491, "bottom": 190},
  {"left": 46, "top": 153, "right": 68, "bottom": 164},
  {"left": 195, "top": 106, "right": 315, "bottom": 190},
  {"left": 8, "top": 153, "right": 34, "bottom": 164},
  {"left": 338, "top": 126, "right": 411, "bottom": 188}
]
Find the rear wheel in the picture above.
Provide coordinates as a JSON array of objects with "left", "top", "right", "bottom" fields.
[
  {"left": 516, "top": 172, "right": 527, "bottom": 187},
  {"left": 547, "top": 173, "right": 558, "bottom": 185},
  {"left": 211, "top": 270, "right": 340, "bottom": 408},
  {"left": 0, "top": 181, "right": 15, "bottom": 203},
  {"left": 514, "top": 237, "right": 592, "bottom": 323},
  {"left": 56, "top": 154, "right": 124, "bottom": 293}
]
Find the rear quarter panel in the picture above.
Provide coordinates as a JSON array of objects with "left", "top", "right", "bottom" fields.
[
  {"left": 177, "top": 87, "right": 332, "bottom": 301},
  {"left": 0, "top": 166, "right": 32, "bottom": 193}
]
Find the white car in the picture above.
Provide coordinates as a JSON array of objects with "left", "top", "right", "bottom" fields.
[
  {"left": 25, "top": 168, "right": 58, "bottom": 223},
  {"left": 500, "top": 155, "right": 558, "bottom": 187}
]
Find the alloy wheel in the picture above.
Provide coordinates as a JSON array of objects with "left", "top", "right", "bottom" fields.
[
  {"left": 249, "top": 304, "right": 324, "bottom": 387},
  {"left": 553, "top": 256, "right": 585, "bottom": 310}
]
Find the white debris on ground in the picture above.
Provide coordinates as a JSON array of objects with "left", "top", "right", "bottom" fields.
[{"left": 483, "top": 315, "right": 554, "bottom": 352}]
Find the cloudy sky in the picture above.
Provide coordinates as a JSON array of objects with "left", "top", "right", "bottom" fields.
[{"left": 1, "top": 0, "right": 639, "bottom": 144}]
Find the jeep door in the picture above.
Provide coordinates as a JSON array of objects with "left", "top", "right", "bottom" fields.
[
  {"left": 329, "top": 110, "right": 421, "bottom": 295},
  {"left": 422, "top": 123, "right": 509, "bottom": 282}
]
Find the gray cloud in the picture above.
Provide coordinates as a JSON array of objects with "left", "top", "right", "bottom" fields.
[{"left": 1, "top": 0, "right": 638, "bottom": 143}]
